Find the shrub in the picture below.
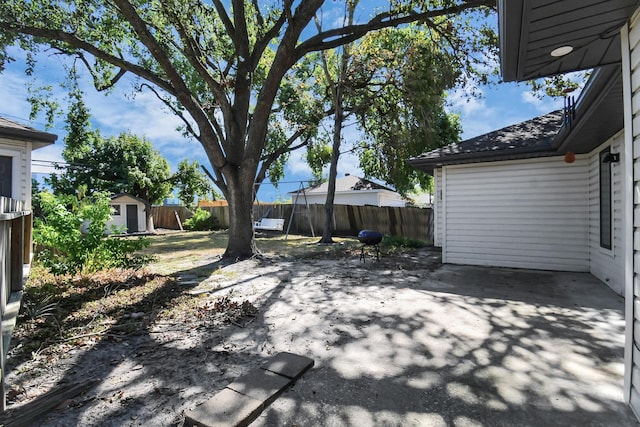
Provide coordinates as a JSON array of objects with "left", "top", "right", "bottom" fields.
[
  {"left": 34, "top": 191, "right": 151, "bottom": 276},
  {"left": 184, "top": 208, "right": 218, "bottom": 231}
]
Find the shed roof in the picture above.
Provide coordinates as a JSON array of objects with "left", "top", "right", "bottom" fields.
[
  {"left": 0, "top": 116, "right": 57, "bottom": 149},
  {"left": 289, "top": 174, "right": 396, "bottom": 195},
  {"left": 110, "top": 193, "right": 148, "bottom": 205},
  {"left": 409, "top": 110, "right": 563, "bottom": 174}
]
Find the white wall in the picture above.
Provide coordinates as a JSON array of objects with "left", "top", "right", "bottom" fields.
[
  {"left": 378, "top": 191, "right": 407, "bottom": 207},
  {"left": 588, "top": 132, "right": 625, "bottom": 295},
  {"left": 0, "top": 137, "right": 31, "bottom": 208},
  {"left": 438, "top": 156, "right": 590, "bottom": 271},
  {"left": 295, "top": 190, "right": 404, "bottom": 207}
]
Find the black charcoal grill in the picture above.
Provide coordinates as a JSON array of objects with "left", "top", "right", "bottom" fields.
[{"left": 358, "top": 230, "right": 383, "bottom": 262}]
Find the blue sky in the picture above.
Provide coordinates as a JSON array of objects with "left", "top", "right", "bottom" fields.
[{"left": 0, "top": 7, "right": 566, "bottom": 203}]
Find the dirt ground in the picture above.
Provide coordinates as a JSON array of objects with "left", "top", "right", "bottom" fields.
[
  {"left": 3, "top": 241, "right": 635, "bottom": 426},
  {"left": 3, "top": 243, "right": 440, "bottom": 426}
]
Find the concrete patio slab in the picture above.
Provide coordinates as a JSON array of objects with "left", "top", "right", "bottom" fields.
[
  {"left": 226, "top": 369, "right": 291, "bottom": 405},
  {"left": 184, "top": 388, "right": 262, "bottom": 427},
  {"left": 260, "top": 352, "right": 314, "bottom": 379},
  {"left": 237, "top": 261, "right": 639, "bottom": 427},
  {"left": 184, "top": 352, "right": 313, "bottom": 427}
]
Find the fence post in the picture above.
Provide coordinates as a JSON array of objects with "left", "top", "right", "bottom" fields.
[{"left": 10, "top": 216, "right": 24, "bottom": 292}]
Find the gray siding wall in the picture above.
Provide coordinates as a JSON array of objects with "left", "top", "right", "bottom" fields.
[
  {"left": 588, "top": 132, "right": 625, "bottom": 295},
  {"left": 627, "top": 11, "right": 640, "bottom": 417},
  {"left": 441, "top": 157, "right": 590, "bottom": 271},
  {"left": 434, "top": 168, "right": 443, "bottom": 247}
]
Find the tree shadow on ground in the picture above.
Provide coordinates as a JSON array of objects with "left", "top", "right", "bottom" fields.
[{"left": 4, "top": 251, "right": 637, "bottom": 426}]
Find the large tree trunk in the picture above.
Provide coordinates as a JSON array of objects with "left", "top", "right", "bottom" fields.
[
  {"left": 320, "top": 110, "right": 343, "bottom": 244},
  {"left": 223, "top": 180, "right": 257, "bottom": 259},
  {"left": 145, "top": 202, "right": 156, "bottom": 234}
]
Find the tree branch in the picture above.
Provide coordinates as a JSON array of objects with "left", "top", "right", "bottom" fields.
[
  {"left": 0, "top": 22, "right": 173, "bottom": 93},
  {"left": 139, "top": 83, "right": 200, "bottom": 139},
  {"left": 256, "top": 128, "right": 312, "bottom": 184},
  {"left": 112, "top": 0, "right": 229, "bottom": 170},
  {"left": 295, "top": 0, "right": 495, "bottom": 58},
  {"left": 165, "top": 5, "right": 231, "bottom": 113},
  {"left": 211, "top": 0, "right": 236, "bottom": 47},
  {"left": 72, "top": 53, "right": 127, "bottom": 91},
  {"left": 262, "top": 127, "right": 310, "bottom": 163}
]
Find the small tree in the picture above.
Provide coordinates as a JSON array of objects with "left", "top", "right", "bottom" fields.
[
  {"left": 34, "top": 191, "right": 150, "bottom": 276},
  {"left": 175, "top": 160, "right": 212, "bottom": 208}
]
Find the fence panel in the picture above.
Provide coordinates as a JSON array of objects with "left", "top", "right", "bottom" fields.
[
  {"left": 0, "top": 196, "right": 30, "bottom": 411},
  {"left": 152, "top": 203, "right": 433, "bottom": 242},
  {"left": 151, "top": 206, "right": 193, "bottom": 229}
]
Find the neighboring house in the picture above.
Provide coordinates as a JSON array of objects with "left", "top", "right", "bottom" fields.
[
  {"left": 412, "top": 0, "right": 640, "bottom": 419},
  {"left": 0, "top": 117, "right": 57, "bottom": 208},
  {"left": 107, "top": 193, "right": 147, "bottom": 234},
  {"left": 0, "top": 117, "right": 56, "bottom": 409},
  {"left": 288, "top": 174, "right": 407, "bottom": 207}
]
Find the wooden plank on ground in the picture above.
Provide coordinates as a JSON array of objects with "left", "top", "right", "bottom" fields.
[{"left": 0, "top": 379, "right": 99, "bottom": 427}]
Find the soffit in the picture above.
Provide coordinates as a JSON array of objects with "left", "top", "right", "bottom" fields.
[{"left": 499, "top": 0, "right": 638, "bottom": 82}]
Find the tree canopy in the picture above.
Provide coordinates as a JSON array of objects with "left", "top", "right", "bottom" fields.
[
  {"left": 48, "top": 89, "right": 211, "bottom": 230},
  {"left": 48, "top": 91, "right": 173, "bottom": 206},
  {"left": 0, "top": 0, "right": 497, "bottom": 258}
]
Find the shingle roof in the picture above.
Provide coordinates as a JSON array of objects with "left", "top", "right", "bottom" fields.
[
  {"left": 290, "top": 174, "right": 395, "bottom": 195},
  {"left": 0, "top": 116, "right": 57, "bottom": 145},
  {"left": 408, "top": 110, "right": 563, "bottom": 174}
]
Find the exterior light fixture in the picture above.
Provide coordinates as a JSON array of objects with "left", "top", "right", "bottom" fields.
[
  {"left": 602, "top": 152, "right": 620, "bottom": 163},
  {"left": 551, "top": 46, "right": 573, "bottom": 57}
]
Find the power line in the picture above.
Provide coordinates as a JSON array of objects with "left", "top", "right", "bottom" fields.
[{"left": 0, "top": 112, "right": 66, "bottom": 132}]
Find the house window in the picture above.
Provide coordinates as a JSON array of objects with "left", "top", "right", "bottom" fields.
[
  {"left": 599, "top": 148, "right": 612, "bottom": 250},
  {"left": 111, "top": 204, "right": 121, "bottom": 216},
  {"left": 0, "top": 155, "right": 12, "bottom": 198}
]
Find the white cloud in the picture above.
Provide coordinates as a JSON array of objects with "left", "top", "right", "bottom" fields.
[
  {"left": 447, "top": 86, "right": 489, "bottom": 117},
  {"left": 521, "top": 91, "right": 563, "bottom": 113},
  {"left": 287, "top": 146, "right": 313, "bottom": 176},
  {"left": 447, "top": 86, "right": 497, "bottom": 138}
]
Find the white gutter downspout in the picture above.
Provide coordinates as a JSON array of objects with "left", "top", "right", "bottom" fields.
[{"left": 621, "top": 20, "right": 635, "bottom": 406}]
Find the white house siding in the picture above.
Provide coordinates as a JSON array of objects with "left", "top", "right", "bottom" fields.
[
  {"left": 377, "top": 191, "right": 407, "bottom": 207},
  {"left": 434, "top": 168, "right": 443, "bottom": 247},
  {"left": 0, "top": 137, "right": 31, "bottom": 207},
  {"left": 295, "top": 191, "right": 403, "bottom": 207},
  {"left": 441, "top": 157, "right": 590, "bottom": 271},
  {"left": 588, "top": 133, "right": 625, "bottom": 295},
  {"left": 624, "top": 11, "right": 640, "bottom": 417}
]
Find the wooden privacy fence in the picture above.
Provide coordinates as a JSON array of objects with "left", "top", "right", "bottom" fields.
[
  {"left": 151, "top": 206, "right": 194, "bottom": 230},
  {"left": 153, "top": 204, "right": 433, "bottom": 242},
  {"left": 0, "top": 197, "right": 32, "bottom": 410}
]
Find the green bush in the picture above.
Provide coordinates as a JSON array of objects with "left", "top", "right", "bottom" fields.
[
  {"left": 34, "top": 191, "right": 151, "bottom": 276},
  {"left": 184, "top": 208, "right": 219, "bottom": 231}
]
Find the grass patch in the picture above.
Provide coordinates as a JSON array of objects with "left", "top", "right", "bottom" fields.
[
  {"left": 381, "top": 234, "right": 430, "bottom": 251},
  {"left": 13, "top": 267, "right": 177, "bottom": 366}
]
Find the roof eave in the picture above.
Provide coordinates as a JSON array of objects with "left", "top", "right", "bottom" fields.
[
  {"left": 498, "top": 0, "right": 522, "bottom": 82},
  {"left": 409, "top": 146, "right": 558, "bottom": 174},
  {"left": 552, "top": 65, "right": 623, "bottom": 154},
  {"left": 0, "top": 127, "right": 58, "bottom": 146}
]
